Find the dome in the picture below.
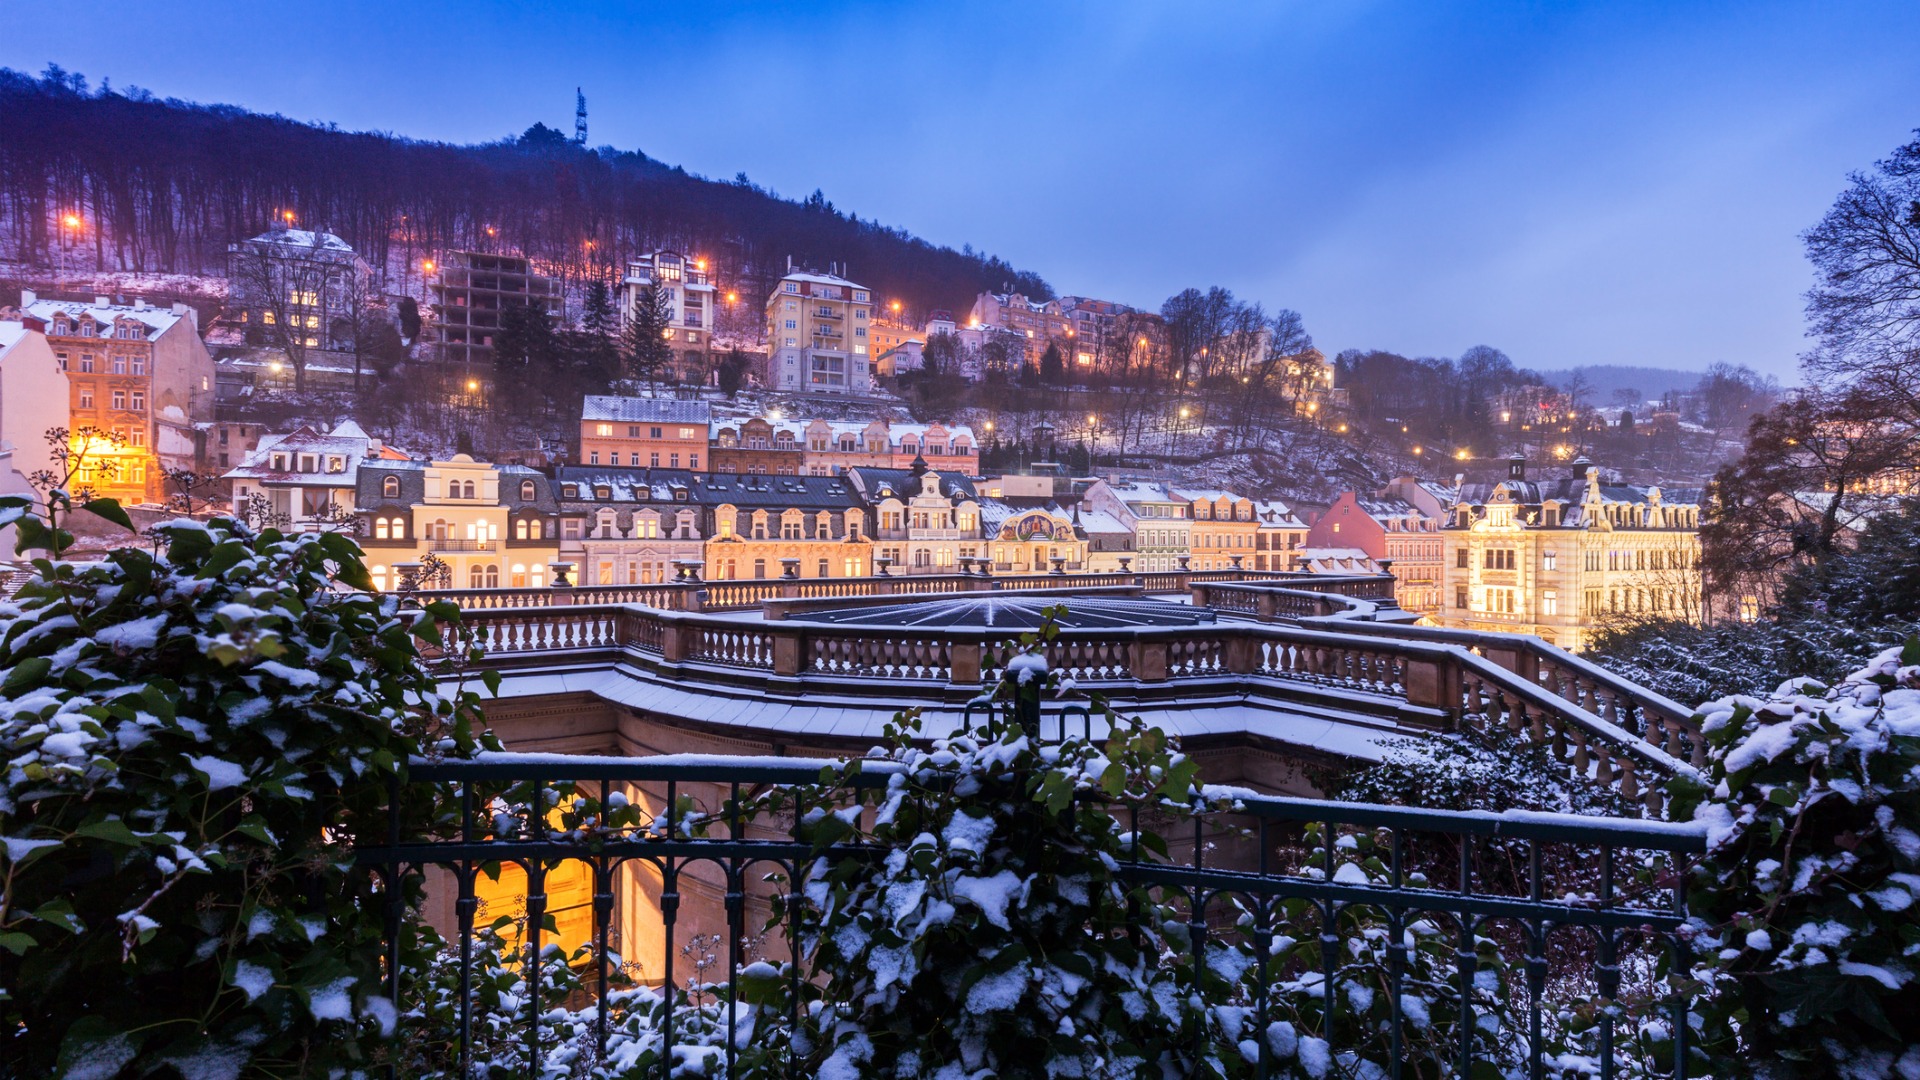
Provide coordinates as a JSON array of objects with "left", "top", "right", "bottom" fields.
[{"left": 791, "top": 595, "right": 1214, "bottom": 630}]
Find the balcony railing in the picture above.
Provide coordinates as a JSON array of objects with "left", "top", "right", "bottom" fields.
[
  {"left": 429, "top": 538, "right": 493, "bottom": 553},
  {"left": 356, "top": 752, "right": 1706, "bottom": 1078},
  {"left": 440, "top": 598, "right": 1697, "bottom": 816}
]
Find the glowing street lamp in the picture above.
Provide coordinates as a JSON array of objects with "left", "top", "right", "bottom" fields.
[
  {"left": 62, "top": 213, "right": 81, "bottom": 230},
  {"left": 726, "top": 292, "right": 738, "bottom": 304},
  {"left": 466, "top": 379, "right": 479, "bottom": 392},
  {"left": 422, "top": 259, "right": 436, "bottom": 274},
  {"left": 281, "top": 209, "right": 295, "bottom": 224}
]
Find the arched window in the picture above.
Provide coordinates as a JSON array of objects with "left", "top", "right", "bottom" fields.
[
  {"left": 511, "top": 563, "right": 528, "bottom": 588},
  {"left": 529, "top": 564, "right": 545, "bottom": 588},
  {"left": 462, "top": 480, "right": 476, "bottom": 500},
  {"left": 484, "top": 565, "right": 499, "bottom": 588},
  {"left": 529, "top": 518, "right": 543, "bottom": 540},
  {"left": 469, "top": 565, "right": 485, "bottom": 588},
  {"left": 390, "top": 518, "right": 405, "bottom": 539},
  {"left": 370, "top": 566, "right": 387, "bottom": 592},
  {"left": 515, "top": 519, "right": 528, "bottom": 540},
  {"left": 375, "top": 517, "right": 390, "bottom": 540},
  {"left": 520, "top": 479, "right": 536, "bottom": 500},
  {"left": 383, "top": 475, "right": 400, "bottom": 498}
]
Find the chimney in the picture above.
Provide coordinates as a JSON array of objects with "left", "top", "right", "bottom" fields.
[
  {"left": 20, "top": 289, "right": 36, "bottom": 306},
  {"left": 133, "top": 297, "right": 148, "bottom": 310},
  {"left": 1507, "top": 454, "right": 1526, "bottom": 481},
  {"left": 96, "top": 296, "right": 111, "bottom": 308},
  {"left": 173, "top": 301, "right": 198, "bottom": 330}
]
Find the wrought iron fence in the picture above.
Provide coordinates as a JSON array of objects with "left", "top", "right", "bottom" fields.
[{"left": 358, "top": 753, "right": 1706, "bottom": 1079}]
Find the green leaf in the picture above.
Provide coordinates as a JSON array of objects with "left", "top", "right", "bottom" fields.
[
  {"left": 58, "top": 1016, "right": 139, "bottom": 1079},
  {"left": 0, "top": 931, "right": 36, "bottom": 955},
  {"left": 3, "top": 656, "right": 52, "bottom": 694},
  {"left": 74, "top": 818, "right": 143, "bottom": 846},
  {"left": 78, "top": 497, "right": 135, "bottom": 533}
]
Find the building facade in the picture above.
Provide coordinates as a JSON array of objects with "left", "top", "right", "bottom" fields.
[
  {"left": 357, "top": 456, "right": 559, "bottom": 592},
  {"left": 432, "top": 252, "right": 563, "bottom": 365},
  {"left": 619, "top": 251, "right": 716, "bottom": 385},
  {"left": 1084, "top": 481, "right": 1190, "bottom": 572},
  {"left": 579, "top": 396, "right": 710, "bottom": 470},
  {"left": 224, "top": 421, "right": 398, "bottom": 530},
  {"left": 1439, "top": 457, "right": 1704, "bottom": 651},
  {"left": 849, "top": 464, "right": 983, "bottom": 575},
  {"left": 226, "top": 223, "right": 372, "bottom": 351},
  {"left": 0, "top": 317, "right": 70, "bottom": 549},
  {"left": 763, "top": 270, "right": 875, "bottom": 395},
  {"left": 1306, "top": 490, "right": 1444, "bottom": 616},
  {"left": 702, "top": 473, "right": 872, "bottom": 581},
  {"left": 1171, "top": 488, "right": 1258, "bottom": 571},
  {"left": 3, "top": 291, "right": 214, "bottom": 503},
  {"left": 554, "top": 467, "right": 706, "bottom": 586}
]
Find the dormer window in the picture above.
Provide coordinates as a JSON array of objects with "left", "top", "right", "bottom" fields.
[
  {"left": 562, "top": 484, "right": 579, "bottom": 498},
  {"left": 520, "top": 479, "right": 536, "bottom": 500},
  {"left": 382, "top": 475, "right": 400, "bottom": 498},
  {"left": 271, "top": 453, "right": 289, "bottom": 471},
  {"left": 595, "top": 485, "right": 612, "bottom": 500},
  {"left": 326, "top": 456, "right": 345, "bottom": 473}
]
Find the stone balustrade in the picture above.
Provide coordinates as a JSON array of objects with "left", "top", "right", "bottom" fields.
[{"left": 448, "top": 599, "right": 1694, "bottom": 816}]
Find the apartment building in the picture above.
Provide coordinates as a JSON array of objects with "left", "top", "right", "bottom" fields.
[
  {"left": 357, "top": 455, "right": 559, "bottom": 592},
  {"left": 432, "top": 251, "right": 563, "bottom": 365},
  {"left": 800, "top": 420, "right": 977, "bottom": 476},
  {"left": 619, "top": 251, "right": 716, "bottom": 384},
  {"left": 554, "top": 466, "right": 705, "bottom": 586},
  {"left": 1170, "top": 488, "right": 1258, "bottom": 571},
  {"left": 764, "top": 269, "right": 875, "bottom": 394},
  {"left": 1250, "top": 500, "right": 1309, "bottom": 571},
  {"left": 224, "top": 420, "right": 401, "bottom": 530},
  {"left": 710, "top": 416, "right": 804, "bottom": 476},
  {"left": 226, "top": 223, "right": 372, "bottom": 351},
  {"left": 703, "top": 473, "right": 872, "bottom": 581},
  {"left": 1440, "top": 456, "right": 1703, "bottom": 651},
  {"left": 1084, "top": 481, "right": 1190, "bottom": 572},
  {"left": 0, "top": 318, "right": 69, "bottom": 549},
  {"left": 3, "top": 291, "right": 214, "bottom": 503},
  {"left": 966, "top": 291, "right": 1070, "bottom": 365},
  {"left": 848, "top": 463, "right": 983, "bottom": 575},
  {"left": 579, "top": 395, "right": 709, "bottom": 470},
  {"left": 1306, "top": 491, "right": 1444, "bottom": 616}
]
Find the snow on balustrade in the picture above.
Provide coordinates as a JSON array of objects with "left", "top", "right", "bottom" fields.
[{"left": 806, "top": 631, "right": 951, "bottom": 680}]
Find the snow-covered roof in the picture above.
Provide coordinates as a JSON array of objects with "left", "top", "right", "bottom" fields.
[
  {"left": 0, "top": 321, "right": 29, "bottom": 354},
  {"left": 1296, "top": 548, "right": 1383, "bottom": 574},
  {"left": 582, "top": 395, "right": 712, "bottom": 424},
  {"left": 555, "top": 465, "right": 700, "bottom": 504},
  {"left": 1250, "top": 499, "right": 1308, "bottom": 529},
  {"left": 241, "top": 228, "right": 358, "bottom": 254},
  {"left": 25, "top": 298, "right": 181, "bottom": 340},
  {"left": 1105, "top": 480, "right": 1181, "bottom": 504},
  {"left": 222, "top": 422, "right": 384, "bottom": 485},
  {"left": 1168, "top": 487, "right": 1251, "bottom": 506},
  {"left": 779, "top": 270, "right": 869, "bottom": 291},
  {"left": 1076, "top": 508, "right": 1131, "bottom": 535}
]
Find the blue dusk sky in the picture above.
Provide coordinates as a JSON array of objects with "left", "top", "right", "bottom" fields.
[{"left": 8, "top": 1, "right": 1919, "bottom": 379}]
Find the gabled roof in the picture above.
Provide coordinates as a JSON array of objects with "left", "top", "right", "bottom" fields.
[
  {"left": 582, "top": 395, "right": 712, "bottom": 424},
  {"left": 1250, "top": 499, "right": 1308, "bottom": 529},
  {"left": 25, "top": 298, "right": 181, "bottom": 340},
  {"left": 222, "top": 422, "right": 382, "bottom": 486},
  {"left": 240, "top": 228, "right": 358, "bottom": 255},
  {"left": 846, "top": 467, "right": 978, "bottom": 504},
  {"left": 498, "top": 465, "right": 559, "bottom": 513}
]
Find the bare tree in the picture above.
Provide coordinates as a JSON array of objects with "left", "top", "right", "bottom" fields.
[{"left": 231, "top": 232, "right": 342, "bottom": 394}]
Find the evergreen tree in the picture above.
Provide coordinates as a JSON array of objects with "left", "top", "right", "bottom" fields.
[
  {"left": 577, "top": 279, "right": 620, "bottom": 384},
  {"left": 716, "top": 348, "right": 752, "bottom": 398},
  {"left": 1040, "top": 342, "right": 1066, "bottom": 386},
  {"left": 398, "top": 297, "right": 422, "bottom": 343},
  {"left": 621, "top": 285, "right": 673, "bottom": 390}
]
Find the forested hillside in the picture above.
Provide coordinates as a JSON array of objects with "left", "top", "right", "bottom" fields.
[{"left": 0, "top": 65, "right": 1050, "bottom": 317}]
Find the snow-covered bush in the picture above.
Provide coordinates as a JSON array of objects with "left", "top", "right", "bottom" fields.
[
  {"left": 1670, "top": 640, "right": 1920, "bottom": 1079},
  {"left": 761, "top": 646, "right": 1222, "bottom": 1079},
  {"left": 0, "top": 505, "right": 494, "bottom": 1077}
]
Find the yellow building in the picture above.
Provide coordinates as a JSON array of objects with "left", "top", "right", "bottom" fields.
[
  {"left": 357, "top": 455, "right": 559, "bottom": 592},
  {"left": 1440, "top": 457, "right": 1703, "bottom": 651},
  {"left": 702, "top": 473, "right": 872, "bottom": 580},
  {"left": 1171, "top": 488, "right": 1258, "bottom": 571},
  {"left": 764, "top": 269, "right": 874, "bottom": 394}
]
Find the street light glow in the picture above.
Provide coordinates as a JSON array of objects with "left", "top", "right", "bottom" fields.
[
  {"left": 467, "top": 379, "right": 479, "bottom": 392},
  {"left": 62, "top": 213, "right": 81, "bottom": 229}
]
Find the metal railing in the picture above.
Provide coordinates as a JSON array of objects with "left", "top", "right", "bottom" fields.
[{"left": 358, "top": 754, "right": 1706, "bottom": 1078}]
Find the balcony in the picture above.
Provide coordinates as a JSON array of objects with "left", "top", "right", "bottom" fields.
[{"left": 428, "top": 538, "right": 493, "bottom": 553}]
